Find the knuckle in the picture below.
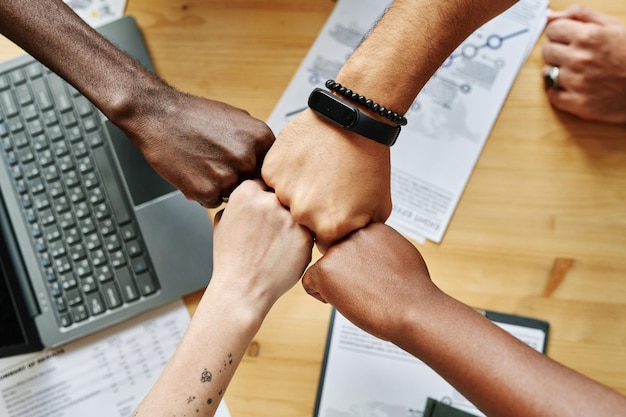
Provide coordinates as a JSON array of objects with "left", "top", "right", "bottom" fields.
[{"left": 313, "top": 221, "right": 347, "bottom": 246}]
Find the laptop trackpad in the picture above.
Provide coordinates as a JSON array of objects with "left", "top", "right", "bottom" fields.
[{"left": 104, "top": 121, "right": 213, "bottom": 294}]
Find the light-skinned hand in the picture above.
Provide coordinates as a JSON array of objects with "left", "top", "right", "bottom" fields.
[
  {"left": 261, "top": 109, "right": 392, "bottom": 252},
  {"left": 542, "top": 4, "right": 626, "bottom": 123},
  {"left": 211, "top": 180, "right": 314, "bottom": 312}
]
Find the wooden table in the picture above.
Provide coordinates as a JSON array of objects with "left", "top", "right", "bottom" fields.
[{"left": 3, "top": 0, "right": 625, "bottom": 415}]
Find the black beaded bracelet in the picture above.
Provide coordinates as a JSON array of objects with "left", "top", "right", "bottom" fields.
[{"left": 325, "top": 79, "right": 408, "bottom": 126}]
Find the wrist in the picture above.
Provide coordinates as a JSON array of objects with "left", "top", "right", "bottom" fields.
[
  {"left": 308, "top": 87, "right": 401, "bottom": 146},
  {"left": 102, "top": 74, "right": 178, "bottom": 146},
  {"left": 325, "top": 80, "right": 407, "bottom": 127},
  {"left": 199, "top": 275, "right": 274, "bottom": 331},
  {"left": 334, "top": 69, "right": 414, "bottom": 121},
  {"left": 392, "top": 284, "right": 450, "bottom": 353}
]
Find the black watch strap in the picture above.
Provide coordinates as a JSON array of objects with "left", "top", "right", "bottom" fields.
[{"left": 307, "top": 88, "right": 400, "bottom": 146}]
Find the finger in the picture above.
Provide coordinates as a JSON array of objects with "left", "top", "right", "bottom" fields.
[
  {"left": 213, "top": 208, "right": 225, "bottom": 226},
  {"left": 193, "top": 188, "right": 226, "bottom": 209},
  {"left": 302, "top": 285, "right": 327, "bottom": 303},
  {"left": 543, "top": 64, "right": 576, "bottom": 92},
  {"left": 315, "top": 240, "right": 329, "bottom": 255},
  {"left": 249, "top": 178, "right": 272, "bottom": 192},
  {"left": 227, "top": 179, "right": 261, "bottom": 202},
  {"left": 544, "top": 18, "right": 584, "bottom": 44},
  {"left": 557, "top": 4, "right": 618, "bottom": 25},
  {"left": 542, "top": 65, "right": 560, "bottom": 90},
  {"left": 545, "top": 88, "right": 582, "bottom": 117},
  {"left": 301, "top": 267, "right": 328, "bottom": 304},
  {"left": 546, "top": 9, "right": 568, "bottom": 23},
  {"left": 541, "top": 42, "right": 571, "bottom": 69},
  {"left": 272, "top": 188, "right": 292, "bottom": 213}
]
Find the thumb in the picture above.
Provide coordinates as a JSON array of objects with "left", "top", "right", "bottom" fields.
[
  {"left": 301, "top": 263, "right": 328, "bottom": 304},
  {"left": 550, "top": 4, "right": 617, "bottom": 25}
]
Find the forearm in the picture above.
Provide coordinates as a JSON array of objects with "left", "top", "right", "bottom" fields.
[
  {"left": 399, "top": 291, "right": 626, "bottom": 417},
  {"left": 0, "top": 0, "right": 167, "bottom": 129},
  {"left": 336, "top": 0, "right": 517, "bottom": 114},
  {"left": 133, "top": 282, "right": 267, "bottom": 417}
]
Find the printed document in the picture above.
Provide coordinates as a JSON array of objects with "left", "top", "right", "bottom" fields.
[
  {"left": 314, "top": 311, "right": 548, "bottom": 417},
  {"left": 266, "top": 0, "right": 548, "bottom": 243},
  {"left": 64, "top": 0, "right": 127, "bottom": 27},
  {"left": 0, "top": 300, "right": 231, "bottom": 417}
]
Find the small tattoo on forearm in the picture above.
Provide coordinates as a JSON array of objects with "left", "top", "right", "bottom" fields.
[
  {"left": 220, "top": 353, "right": 233, "bottom": 373},
  {"left": 200, "top": 368, "right": 212, "bottom": 383}
]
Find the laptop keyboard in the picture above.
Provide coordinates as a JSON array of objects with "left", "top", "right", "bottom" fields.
[{"left": 0, "top": 60, "right": 159, "bottom": 328}]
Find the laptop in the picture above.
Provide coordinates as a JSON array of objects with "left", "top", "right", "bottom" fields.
[{"left": 0, "top": 16, "right": 213, "bottom": 358}]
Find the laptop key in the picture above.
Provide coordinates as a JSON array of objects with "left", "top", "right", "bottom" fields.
[
  {"left": 15, "top": 84, "right": 32, "bottom": 106},
  {"left": 25, "top": 62, "right": 43, "bottom": 79},
  {"left": 31, "top": 78, "right": 53, "bottom": 111},
  {"left": 115, "top": 266, "right": 139, "bottom": 302},
  {"left": 70, "top": 305, "right": 88, "bottom": 323},
  {"left": 91, "top": 146, "right": 131, "bottom": 225},
  {"left": 131, "top": 256, "right": 148, "bottom": 274},
  {"left": 0, "top": 90, "right": 18, "bottom": 117},
  {"left": 54, "top": 297, "right": 67, "bottom": 313},
  {"left": 59, "top": 313, "right": 72, "bottom": 327},
  {"left": 95, "top": 265, "right": 113, "bottom": 283},
  {"left": 65, "top": 288, "right": 82, "bottom": 307},
  {"left": 0, "top": 74, "right": 9, "bottom": 90},
  {"left": 47, "top": 74, "right": 72, "bottom": 113},
  {"left": 9, "top": 69, "right": 25, "bottom": 85},
  {"left": 59, "top": 272, "right": 77, "bottom": 290},
  {"left": 136, "top": 272, "right": 157, "bottom": 296},
  {"left": 86, "top": 293, "right": 106, "bottom": 316},
  {"left": 102, "top": 281, "right": 123, "bottom": 309},
  {"left": 80, "top": 276, "right": 98, "bottom": 293}
]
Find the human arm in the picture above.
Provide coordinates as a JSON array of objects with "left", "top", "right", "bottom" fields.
[
  {"left": 301, "top": 223, "right": 626, "bottom": 417},
  {"left": 542, "top": 4, "right": 626, "bottom": 124},
  {"left": 0, "top": 0, "right": 275, "bottom": 207},
  {"left": 262, "top": 0, "right": 517, "bottom": 250},
  {"left": 132, "top": 180, "right": 313, "bottom": 417}
]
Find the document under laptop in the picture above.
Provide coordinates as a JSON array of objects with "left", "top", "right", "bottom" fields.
[{"left": 0, "top": 16, "right": 213, "bottom": 358}]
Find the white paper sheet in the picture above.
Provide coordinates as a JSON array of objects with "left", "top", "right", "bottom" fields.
[
  {"left": 64, "top": 0, "right": 127, "bottom": 27},
  {"left": 0, "top": 300, "right": 231, "bottom": 417},
  {"left": 315, "top": 311, "right": 547, "bottom": 417},
  {"left": 266, "top": 0, "right": 548, "bottom": 244}
]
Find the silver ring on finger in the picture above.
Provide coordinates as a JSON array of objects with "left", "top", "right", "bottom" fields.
[{"left": 544, "top": 66, "right": 560, "bottom": 90}]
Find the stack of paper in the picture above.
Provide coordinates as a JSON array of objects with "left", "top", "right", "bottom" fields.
[
  {"left": 0, "top": 301, "right": 231, "bottom": 417},
  {"left": 267, "top": 0, "right": 549, "bottom": 244}
]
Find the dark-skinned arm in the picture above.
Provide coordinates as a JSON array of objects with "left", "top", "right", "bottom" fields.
[
  {"left": 0, "top": 0, "right": 275, "bottom": 207},
  {"left": 302, "top": 223, "right": 626, "bottom": 417}
]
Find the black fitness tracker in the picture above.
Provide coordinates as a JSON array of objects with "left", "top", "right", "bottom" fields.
[{"left": 307, "top": 88, "right": 401, "bottom": 146}]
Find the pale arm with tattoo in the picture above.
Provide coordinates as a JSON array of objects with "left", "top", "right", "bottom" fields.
[{"left": 132, "top": 181, "right": 313, "bottom": 417}]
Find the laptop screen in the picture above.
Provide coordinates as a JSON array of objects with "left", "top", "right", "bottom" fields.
[{"left": 0, "top": 195, "right": 42, "bottom": 358}]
